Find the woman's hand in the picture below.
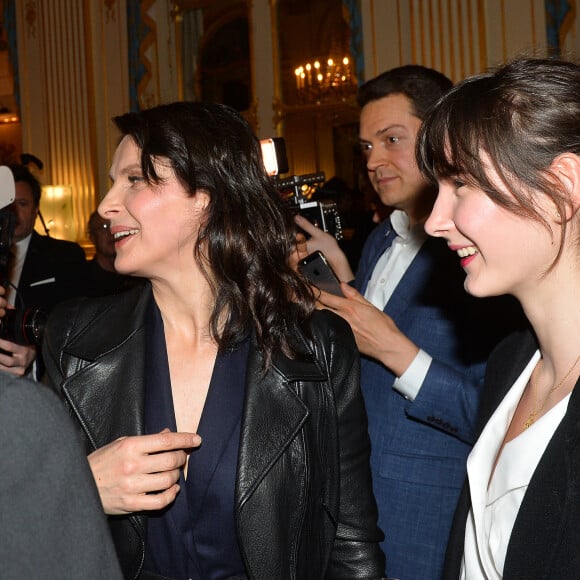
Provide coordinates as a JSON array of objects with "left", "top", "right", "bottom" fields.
[{"left": 88, "top": 430, "right": 202, "bottom": 515}]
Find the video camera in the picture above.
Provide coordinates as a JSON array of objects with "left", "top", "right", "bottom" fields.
[
  {"left": 0, "top": 166, "right": 46, "bottom": 346},
  {"left": 261, "top": 138, "right": 343, "bottom": 240}
]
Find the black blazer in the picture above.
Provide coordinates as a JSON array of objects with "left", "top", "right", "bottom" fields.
[
  {"left": 444, "top": 327, "right": 580, "bottom": 579},
  {"left": 43, "top": 283, "right": 386, "bottom": 580},
  {"left": 16, "top": 231, "right": 87, "bottom": 311}
]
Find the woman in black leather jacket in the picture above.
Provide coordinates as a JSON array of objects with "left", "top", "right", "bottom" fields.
[{"left": 42, "top": 102, "right": 385, "bottom": 580}]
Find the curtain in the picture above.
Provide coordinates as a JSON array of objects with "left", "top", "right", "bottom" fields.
[
  {"left": 3, "top": 0, "right": 18, "bottom": 114},
  {"left": 126, "top": 0, "right": 153, "bottom": 112},
  {"left": 342, "top": 0, "right": 363, "bottom": 84},
  {"left": 545, "top": 0, "right": 573, "bottom": 57}
]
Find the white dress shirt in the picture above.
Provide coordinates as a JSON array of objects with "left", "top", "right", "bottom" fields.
[
  {"left": 461, "top": 350, "right": 570, "bottom": 578},
  {"left": 365, "top": 209, "right": 426, "bottom": 309},
  {"left": 364, "top": 209, "right": 431, "bottom": 400},
  {"left": 7, "top": 233, "right": 32, "bottom": 306}
]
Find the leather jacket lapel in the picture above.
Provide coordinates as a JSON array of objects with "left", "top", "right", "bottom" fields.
[
  {"left": 62, "top": 337, "right": 146, "bottom": 450},
  {"left": 60, "top": 287, "right": 151, "bottom": 450},
  {"left": 236, "top": 335, "right": 325, "bottom": 507}
]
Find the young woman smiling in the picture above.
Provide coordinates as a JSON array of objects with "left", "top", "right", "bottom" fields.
[{"left": 418, "top": 57, "right": 580, "bottom": 579}]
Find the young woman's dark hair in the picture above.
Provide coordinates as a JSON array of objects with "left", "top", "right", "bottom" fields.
[
  {"left": 357, "top": 64, "right": 452, "bottom": 119},
  {"left": 417, "top": 57, "right": 580, "bottom": 264},
  {"left": 113, "top": 102, "right": 315, "bottom": 367}
]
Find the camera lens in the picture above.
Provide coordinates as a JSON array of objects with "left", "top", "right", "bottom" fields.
[{"left": 0, "top": 306, "right": 48, "bottom": 346}]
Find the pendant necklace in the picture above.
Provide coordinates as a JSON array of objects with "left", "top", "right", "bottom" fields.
[{"left": 524, "top": 353, "right": 580, "bottom": 429}]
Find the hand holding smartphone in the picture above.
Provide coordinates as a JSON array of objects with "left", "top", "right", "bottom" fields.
[{"left": 298, "top": 251, "right": 344, "bottom": 297}]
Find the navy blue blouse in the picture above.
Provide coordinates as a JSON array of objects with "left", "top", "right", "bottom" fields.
[{"left": 143, "top": 300, "right": 248, "bottom": 580}]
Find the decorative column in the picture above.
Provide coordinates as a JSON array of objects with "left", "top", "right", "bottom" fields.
[
  {"left": 249, "top": 0, "right": 278, "bottom": 138},
  {"left": 15, "top": 0, "right": 130, "bottom": 244}
]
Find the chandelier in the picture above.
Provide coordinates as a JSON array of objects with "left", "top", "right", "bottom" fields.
[{"left": 294, "top": 56, "right": 357, "bottom": 105}]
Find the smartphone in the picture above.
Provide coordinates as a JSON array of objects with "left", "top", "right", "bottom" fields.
[{"left": 299, "top": 251, "right": 344, "bottom": 297}]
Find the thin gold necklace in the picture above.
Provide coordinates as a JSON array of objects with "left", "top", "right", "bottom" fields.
[{"left": 524, "top": 353, "right": 580, "bottom": 429}]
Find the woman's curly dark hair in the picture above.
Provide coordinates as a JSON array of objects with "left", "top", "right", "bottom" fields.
[{"left": 113, "top": 102, "right": 316, "bottom": 368}]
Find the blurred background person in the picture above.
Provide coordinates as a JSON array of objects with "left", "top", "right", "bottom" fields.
[
  {"left": 83, "top": 210, "right": 135, "bottom": 297},
  {"left": 0, "top": 164, "right": 86, "bottom": 377},
  {"left": 88, "top": 210, "right": 116, "bottom": 272},
  {"left": 0, "top": 165, "right": 85, "bottom": 378},
  {"left": 6, "top": 164, "right": 86, "bottom": 311}
]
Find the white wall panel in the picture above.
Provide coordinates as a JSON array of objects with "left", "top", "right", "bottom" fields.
[{"left": 362, "top": 0, "right": 548, "bottom": 83}]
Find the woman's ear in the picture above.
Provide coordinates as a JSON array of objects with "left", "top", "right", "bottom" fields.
[
  {"left": 193, "top": 189, "right": 211, "bottom": 212},
  {"left": 551, "top": 153, "right": 580, "bottom": 214}
]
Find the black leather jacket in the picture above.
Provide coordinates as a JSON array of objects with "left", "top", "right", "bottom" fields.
[{"left": 43, "top": 284, "right": 385, "bottom": 579}]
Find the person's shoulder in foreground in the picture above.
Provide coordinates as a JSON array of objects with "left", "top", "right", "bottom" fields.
[{"left": 0, "top": 371, "right": 123, "bottom": 580}]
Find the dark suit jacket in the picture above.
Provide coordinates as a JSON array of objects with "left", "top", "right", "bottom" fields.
[
  {"left": 444, "top": 328, "right": 580, "bottom": 579},
  {"left": 43, "top": 283, "right": 386, "bottom": 580},
  {"left": 15, "top": 231, "right": 86, "bottom": 311},
  {"left": 0, "top": 371, "right": 123, "bottom": 579},
  {"left": 355, "top": 218, "right": 524, "bottom": 580},
  {"left": 81, "top": 258, "right": 137, "bottom": 297}
]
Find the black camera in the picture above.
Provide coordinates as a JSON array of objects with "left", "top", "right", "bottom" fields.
[
  {"left": 0, "top": 166, "right": 47, "bottom": 346},
  {"left": 260, "top": 138, "right": 343, "bottom": 240},
  {"left": 275, "top": 173, "right": 343, "bottom": 240},
  {"left": 0, "top": 307, "right": 47, "bottom": 346}
]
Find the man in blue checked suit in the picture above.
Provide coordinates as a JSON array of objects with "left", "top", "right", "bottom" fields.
[{"left": 295, "top": 65, "right": 524, "bottom": 579}]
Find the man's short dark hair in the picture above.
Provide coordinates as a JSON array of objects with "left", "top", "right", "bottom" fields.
[
  {"left": 357, "top": 65, "right": 453, "bottom": 120},
  {"left": 9, "top": 164, "right": 42, "bottom": 206}
]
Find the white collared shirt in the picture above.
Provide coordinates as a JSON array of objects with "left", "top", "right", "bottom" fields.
[
  {"left": 461, "top": 350, "right": 570, "bottom": 578},
  {"left": 365, "top": 209, "right": 427, "bottom": 309},
  {"left": 364, "top": 209, "right": 431, "bottom": 400},
  {"left": 7, "top": 233, "right": 32, "bottom": 306}
]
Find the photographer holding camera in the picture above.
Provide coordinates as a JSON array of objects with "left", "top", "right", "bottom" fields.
[{"left": 0, "top": 163, "right": 86, "bottom": 376}]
